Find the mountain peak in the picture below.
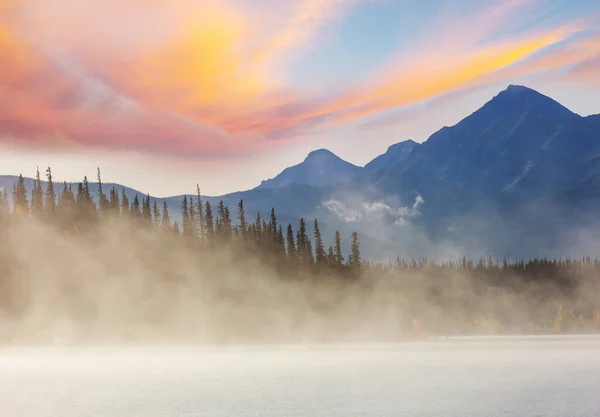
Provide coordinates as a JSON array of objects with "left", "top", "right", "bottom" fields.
[
  {"left": 364, "top": 139, "right": 420, "bottom": 175},
  {"left": 504, "top": 84, "right": 535, "bottom": 94},
  {"left": 304, "top": 148, "right": 338, "bottom": 162},
  {"left": 256, "top": 149, "right": 361, "bottom": 190},
  {"left": 386, "top": 139, "right": 417, "bottom": 152}
]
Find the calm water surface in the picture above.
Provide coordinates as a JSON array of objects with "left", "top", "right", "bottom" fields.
[{"left": 1, "top": 336, "right": 599, "bottom": 416}]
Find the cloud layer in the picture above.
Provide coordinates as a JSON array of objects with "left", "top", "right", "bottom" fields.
[{"left": 1, "top": 0, "right": 599, "bottom": 157}]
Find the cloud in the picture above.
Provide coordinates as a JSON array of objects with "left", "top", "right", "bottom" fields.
[
  {"left": 323, "top": 194, "right": 424, "bottom": 226},
  {"left": 1, "top": 0, "right": 598, "bottom": 158}
]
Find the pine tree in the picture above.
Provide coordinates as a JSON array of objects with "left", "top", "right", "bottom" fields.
[
  {"left": 152, "top": 200, "right": 161, "bottom": 232},
  {"left": 327, "top": 246, "right": 335, "bottom": 265},
  {"left": 142, "top": 194, "right": 152, "bottom": 229},
  {"left": 269, "top": 208, "right": 278, "bottom": 239},
  {"left": 216, "top": 201, "right": 227, "bottom": 240},
  {"left": 277, "top": 225, "right": 285, "bottom": 254},
  {"left": 204, "top": 201, "right": 214, "bottom": 241},
  {"left": 30, "top": 167, "right": 44, "bottom": 218},
  {"left": 0, "top": 189, "right": 9, "bottom": 218},
  {"left": 313, "top": 218, "right": 326, "bottom": 266},
  {"left": 12, "top": 174, "right": 28, "bottom": 215},
  {"left": 286, "top": 223, "right": 296, "bottom": 259},
  {"left": 45, "top": 167, "right": 56, "bottom": 218},
  {"left": 97, "top": 167, "right": 109, "bottom": 214},
  {"left": 195, "top": 185, "right": 204, "bottom": 242},
  {"left": 223, "top": 206, "right": 232, "bottom": 240},
  {"left": 181, "top": 195, "right": 194, "bottom": 237},
  {"left": 349, "top": 231, "right": 361, "bottom": 269},
  {"left": 306, "top": 239, "right": 314, "bottom": 266},
  {"left": 131, "top": 194, "right": 141, "bottom": 220},
  {"left": 109, "top": 187, "right": 120, "bottom": 213},
  {"left": 334, "top": 231, "right": 344, "bottom": 267},
  {"left": 120, "top": 189, "right": 129, "bottom": 216},
  {"left": 237, "top": 199, "right": 247, "bottom": 245},
  {"left": 161, "top": 202, "right": 171, "bottom": 233},
  {"left": 188, "top": 195, "right": 196, "bottom": 239},
  {"left": 254, "top": 213, "right": 262, "bottom": 243}
]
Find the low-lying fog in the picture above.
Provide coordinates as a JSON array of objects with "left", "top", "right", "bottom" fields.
[{"left": 2, "top": 337, "right": 600, "bottom": 416}]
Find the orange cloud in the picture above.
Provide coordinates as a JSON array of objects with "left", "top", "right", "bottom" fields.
[{"left": 0, "top": 0, "right": 598, "bottom": 158}]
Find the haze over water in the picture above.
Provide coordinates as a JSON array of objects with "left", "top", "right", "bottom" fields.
[{"left": 2, "top": 336, "right": 599, "bottom": 417}]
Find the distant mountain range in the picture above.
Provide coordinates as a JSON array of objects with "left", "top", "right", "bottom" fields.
[{"left": 2, "top": 85, "right": 599, "bottom": 259}]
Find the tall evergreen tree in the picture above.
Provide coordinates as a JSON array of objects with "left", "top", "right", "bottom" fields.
[
  {"left": 269, "top": 208, "right": 278, "bottom": 239},
  {"left": 286, "top": 223, "right": 296, "bottom": 259},
  {"left": 349, "top": 231, "right": 361, "bottom": 269},
  {"left": 188, "top": 196, "right": 196, "bottom": 239},
  {"left": 97, "top": 168, "right": 109, "bottom": 214},
  {"left": 45, "top": 167, "right": 56, "bottom": 218},
  {"left": 204, "top": 201, "right": 214, "bottom": 241},
  {"left": 237, "top": 199, "right": 247, "bottom": 245},
  {"left": 195, "top": 185, "right": 204, "bottom": 241},
  {"left": 142, "top": 194, "right": 153, "bottom": 229},
  {"left": 30, "top": 167, "right": 44, "bottom": 218},
  {"left": 109, "top": 187, "right": 120, "bottom": 213},
  {"left": 313, "top": 218, "right": 326, "bottom": 265},
  {"left": 131, "top": 194, "right": 141, "bottom": 220},
  {"left": 12, "top": 174, "right": 28, "bottom": 215},
  {"left": 334, "top": 231, "right": 344, "bottom": 267},
  {"left": 327, "top": 246, "right": 335, "bottom": 265},
  {"left": 120, "top": 189, "right": 129, "bottom": 216},
  {"left": 152, "top": 201, "right": 161, "bottom": 231},
  {"left": 181, "top": 195, "right": 194, "bottom": 237},
  {"left": 161, "top": 202, "right": 171, "bottom": 233}
]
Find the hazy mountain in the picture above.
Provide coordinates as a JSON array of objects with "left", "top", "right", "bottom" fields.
[
  {"left": 2, "top": 85, "right": 599, "bottom": 259},
  {"left": 363, "top": 139, "right": 419, "bottom": 176},
  {"left": 370, "top": 85, "right": 599, "bottom": 211},
  {"left": 255, "top": 149, "right": 362, "bottom": 190}
]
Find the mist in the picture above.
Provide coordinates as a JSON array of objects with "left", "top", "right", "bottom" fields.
[{"left": 1, "top": 205, "right": 599, "bottom": 346}]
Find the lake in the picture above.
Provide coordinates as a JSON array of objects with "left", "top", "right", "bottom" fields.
[{"left": 1, "top": 336, "right": 599, "bottom": 416}]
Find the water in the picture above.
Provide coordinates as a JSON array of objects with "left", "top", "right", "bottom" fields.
[{"left": 1, "top": 336, "right": 599, "bottom": 416}]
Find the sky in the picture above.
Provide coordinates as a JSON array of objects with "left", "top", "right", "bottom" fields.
[{"left": 1, "top": 0, "right": 599, "bottom": 196}]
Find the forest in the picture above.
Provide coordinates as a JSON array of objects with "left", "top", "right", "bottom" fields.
[{"left": 0, "top": 167, "right": 599, "bottom": 344}]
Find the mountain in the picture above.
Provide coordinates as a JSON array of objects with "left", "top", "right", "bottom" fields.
[
  {"left": 363, "top": 139, "right": 419, "bottom": 175},
  {"left": 371, "top": 85, "right": 599, "bottom": 207},
  {"left": 2, "top": 85, "right": 599, "bottom": 259},
  {"left": 255, "top": 149, "right": 362, "bottom": 190}
]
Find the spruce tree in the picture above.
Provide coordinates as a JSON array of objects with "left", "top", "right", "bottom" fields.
[
  {"left": 237, "top": 199, "right": 247, "bottom": 245},
  {"left": 121, "top": 189, "right": 130, "bottom": 216},
  {"left": 12, "top": 174, "right": 28, "bottom": 215},
  {"left": 349, "top": 231, "right": 361, "bottom": 269},
  {"left": 286, "top": 223, "right": 296, "bottom": 259},
  {"left": 142, "top": 194, "right": 152, "bottom": 229},
  {"left": 30, "top": 167, "right": 44, "bottom": 218},
  {"left": 269, "top": 208, "right": 278, "bottom": 239},
  {"left": 181, "top": 195, "right": 193, "bottom": 237},
  {"left": 97, "top": 167, "right": 109, "bottom": 214},
  {"left": 334, "top": 231, "right": 344, "bottom": 267},
  {"left": 327, "top": 246, "right": 335, "bottom": 265},
  {"left": 131, "top": 194, "right": 141, "bottom": 221},
  {"left": 195, "top": 185, "right": 204, "bottom": 241},
  {"left": 152, "top": 201, "right": 161, "bottom": 232},
  {"left": 45, "top": 167, "right": 56, "bottom": 218},
  {"left": 313, "top": 218, "right": 326, "bottom": 265},
  {"left": 204, "top": 201, "right": 214, "bottom": 241},
  {"left": 161, "top": 202, "right": 171, "bottom": 233},
  {"left": 109, "top": 187, "right": 120, "bottom": 213}
]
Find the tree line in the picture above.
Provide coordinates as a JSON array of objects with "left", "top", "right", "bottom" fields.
[{"left": 1, "top": 167, "right": 600, "bottom": 338}]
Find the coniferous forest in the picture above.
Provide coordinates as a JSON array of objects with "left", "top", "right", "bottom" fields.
[{"left": 0, "top": 168, "right": 600, "bottom": 344}]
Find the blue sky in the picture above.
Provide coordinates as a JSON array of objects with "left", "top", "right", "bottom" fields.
[{"left": 0, "top": 0, "right": 599, "bottom": 195}]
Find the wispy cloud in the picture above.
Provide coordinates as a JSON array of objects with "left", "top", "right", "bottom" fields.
[
  {"left": 324, "top": 194, "right": 424, "bottom": 226},
  {"left": 1, "top": 0, "right": 598, "bottom": 157}
]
